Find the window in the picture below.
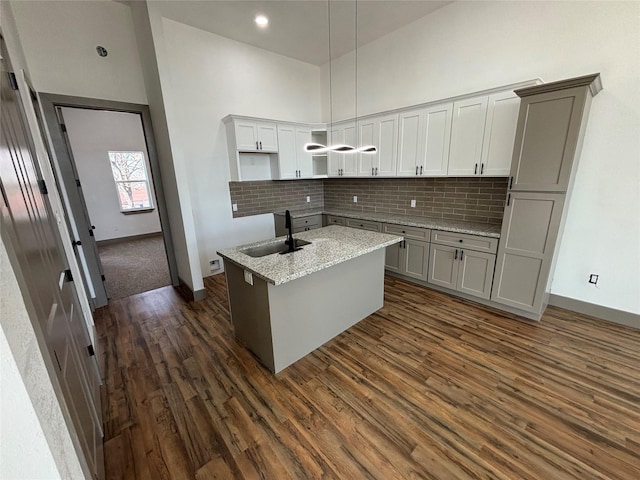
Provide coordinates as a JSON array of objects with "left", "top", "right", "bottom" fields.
[{"left": 108, "top": 151, "right": 154, "bottom": 212}]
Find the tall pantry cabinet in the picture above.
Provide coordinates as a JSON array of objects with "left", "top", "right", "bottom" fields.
[{"left": 491, "top": 74, "right": 602, "bottom": 319}]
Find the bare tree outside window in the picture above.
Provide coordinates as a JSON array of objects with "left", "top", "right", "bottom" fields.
[{"left": 108, "top": 151, "right": 154, "bottom": 211}]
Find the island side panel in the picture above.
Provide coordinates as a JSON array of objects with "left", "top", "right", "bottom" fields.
[
  {"left": 223, "top": 260, "right": 276, "bottom": 372},
  {"left": 268, "top": 249, "right": 386, "bottom": 373}
]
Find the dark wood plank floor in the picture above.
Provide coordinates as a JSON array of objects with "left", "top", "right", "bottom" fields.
[{"left": 96, "top": 274, "right": 640, "bottom": 479}]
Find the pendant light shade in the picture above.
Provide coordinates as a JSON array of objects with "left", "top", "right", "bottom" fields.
[{"left": 310, "top": 0, "right": 376, "bottom": 157}]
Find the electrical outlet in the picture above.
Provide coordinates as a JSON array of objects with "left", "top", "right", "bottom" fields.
[
  {"left": 410, "top": 199, "right": 416, "bottom": 208},
  {"left": 209, "top": 259, "right": 220, "bottom": 272},
  {"left": 353, "top": 195, "right": 358, "bottom": 203},
  {"left": 306, "top": 196, "right": 310, "bottom": 203},
  {"left": 232, "top": 203, "right": 238, "bottom": 212},
  {"left": 588, "top": 274, "right": 599, "bottom": 285}
]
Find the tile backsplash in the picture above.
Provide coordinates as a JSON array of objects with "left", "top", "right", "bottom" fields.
[
  {"left": 229, "top": 177, "right": 507, "bottom": 224},
  {"left": 229, "top": 180, "right": 324, "bottom": 217},
  {"left": 323, "top": 177, "right": 507, "bottom": 224}
]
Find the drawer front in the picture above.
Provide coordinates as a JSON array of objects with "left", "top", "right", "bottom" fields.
[
  {"left": 326, "top": 215, "right": 347, "bottom": 226},
  {"left": 431, "top": 230, "right": 498, "bottom": 254},
  {"left": 345, "top": 218, "right": 382, "bottom": 232},
  {"left": 383, "top": 224, "right": 431, "bottom": 242},
  {"left": 292, "top": 215, "right": 322, "bottom": 229}
]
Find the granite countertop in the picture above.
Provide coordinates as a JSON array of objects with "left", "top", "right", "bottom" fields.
[
  {"left": 217, "top": 225, "right": 402, "bottom": 286},
  {"left": 274, "top": 208, "right": 502, "bottom": 238}
]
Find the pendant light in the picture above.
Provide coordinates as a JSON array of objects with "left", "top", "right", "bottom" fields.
[{"left": 304, "top": 0, "right": 377, "bottom": 155}]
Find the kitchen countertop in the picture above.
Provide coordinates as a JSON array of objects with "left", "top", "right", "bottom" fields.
[
  {"left": 274, "top": 208, "right": 501, "bottom": 238},
  {"left": 217, "top": 225, "right": 402, "bottom": 286}
]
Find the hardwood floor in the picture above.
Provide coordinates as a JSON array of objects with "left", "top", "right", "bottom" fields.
[{"left": 96, "top": 274, "right": 640, "bottom": 479}]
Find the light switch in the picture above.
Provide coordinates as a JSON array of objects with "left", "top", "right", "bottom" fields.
[
  {"left": 353, "top": 196, "right": 358, "bottom": 203},
  {"left": 410, "top": 199, "right": 416, "bottom": 208},
  {"left": 243, "top": 270, "right": 253, "bottom": 285},
  {"left": 232, "top": 203, "right": 238, "bottom": 212},
  {"left": 306, "top": 196, "right": 310, "bottom": 203}
]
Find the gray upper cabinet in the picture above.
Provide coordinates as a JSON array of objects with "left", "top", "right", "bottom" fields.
[{"left": 508, "top": 86, "right": 589, "bottom": 192}]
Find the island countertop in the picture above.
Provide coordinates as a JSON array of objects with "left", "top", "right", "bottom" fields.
[{"left": 217, "top": 225, "right": 402, "bottom": 286}]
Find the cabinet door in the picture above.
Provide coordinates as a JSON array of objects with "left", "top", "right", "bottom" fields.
[
  {"left": 422, "top": 103, "right": 452, "bottom": 176},
  {"left": 397, "top": 109, "right": 421, "bottom": 176},
  {"left": 509, "top": 87, "right": 587, "bottom": 192},
  {"left": 234, "top": 120, "right": 258, "bottom": 151},
  {"left": 357, "top": 118, "right": 377, "bottom": 176},
  {"left": 403, "top": 239, "right": 429, "bottom": 281},
  {"left": 342, "top": 123, "right": 358, "bottom": 176},
  {"left": 448, "top": 96, "right": 488, "bottom": 176},
  {"left": 481, "top": 91, "right": 520, "bottom": 176},
  {"left": 385, "top": 242, "right": 403, "bottom": 274},
  {"left": 457, "top": 250, "right": 495, "bottom": 299},
  {"left": 277, "top": 124, "right": 297, "bottom": 179},
  {"left": 377, "top": 114, "right": 398, "bottom": 176},
  {"left": 491, "top": 192, "right": 565, "bottom": 313},
  {"left": 295, "top": 127, "right": 313, "bottom": 177},
  {"left": 327, "top": 126, "right": 343, "bottom": 176},
  {"left": 257, "top": 122, "right": 278, "bottom": 152},
  {"left": 428, "top": 244, "right": 459, "bottom": 289}
]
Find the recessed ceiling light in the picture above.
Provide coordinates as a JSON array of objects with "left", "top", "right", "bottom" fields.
[{"left": 255, "top": 15, "right": 268, "bottom": 27}]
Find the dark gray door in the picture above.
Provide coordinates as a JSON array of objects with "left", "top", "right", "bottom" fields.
[{"left": 0, "top": 38, "right": 103, "bottom": 479}]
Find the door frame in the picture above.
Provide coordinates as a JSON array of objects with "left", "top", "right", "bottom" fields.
[{"left": 39, "top": 94, "right": 179, "bottom": 305}]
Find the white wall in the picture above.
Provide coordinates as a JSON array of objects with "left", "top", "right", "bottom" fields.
[
  {"left": 61, "top": 107, "right": 162, "bottom": 241},
  {"left": 321, "top": 1, "right": 640, "bottom": 315},
  {"left": 11, "top": 0, "right": 147, "bottom": 104},
  {"left": 158, "top": 17, "right": 322, "bottom": 276}
]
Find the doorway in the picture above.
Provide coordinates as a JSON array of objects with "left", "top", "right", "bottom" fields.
[
  {"left": 60, "top": 107, "right": 171, "bottom": 300},
  {"left": 39, "top": 95, "right": 178, "bottom": 306}
]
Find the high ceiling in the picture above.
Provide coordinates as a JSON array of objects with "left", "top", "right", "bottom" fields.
[{"left": 153, "top": 0, "right": 452, "bottom": 66}]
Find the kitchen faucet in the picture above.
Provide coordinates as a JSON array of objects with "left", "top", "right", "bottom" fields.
[{"left": 283, "top": 210, "right": 300, "bottom": 253}]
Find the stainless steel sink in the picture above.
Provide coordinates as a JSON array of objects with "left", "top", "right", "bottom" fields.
[{"left": 241, "top": 240, "right": 311, "bottom": 258}]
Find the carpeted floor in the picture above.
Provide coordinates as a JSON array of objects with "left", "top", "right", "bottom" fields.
[{"left": 97, "top": 233, "right": 171, "bottom": 300}]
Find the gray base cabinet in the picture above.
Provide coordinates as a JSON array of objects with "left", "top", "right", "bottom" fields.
[
  {"left": 383, "top": 224, "right": 431, "bottom": 281},
  {"left": 428, "top": 244, "right": 495, "bottom": 300},
  {"left": 275, "top": 213, "right": 322, "bottom": 236}
]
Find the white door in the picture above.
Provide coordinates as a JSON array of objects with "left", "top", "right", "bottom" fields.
[
  {"left": 377, "top": 114, "right": 398, "bottom": 177},
  {"left": 448, "top": 96, "right": 488, "bottom": 176},
  {"left": 342, "top": 123, "right": 358, "bottom": 176},
  {"left": 327, "top": 126, "right": 343, "bottom": 176},
  {"left": 277, "top": 124, "right": 297, "bottom": 179},
  {"left": 234, "top": 120, "right": 259, "bottom": 151},
  {"left": 397, "top": 109, "right": 422, "bottom": 176},
  {"left": 481, "top": 91, "right": 520, "bottom": 176},
  {"left": 295, "top": 127, "right": 313, "bottom": 177},
  {"left": 357, "top": 118, "right": 377, "bottom": 176},
  {"left": 422, "top": 103, "right": 452, "bottom": 176},
  {"left": 0, "top": 51, "right": 103, "bottom": 479},
  {"left": 256, "top": 122, "right": 278, "bottom": 152}
]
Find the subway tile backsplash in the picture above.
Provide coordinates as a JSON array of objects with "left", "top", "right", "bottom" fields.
[
  {"left": 229, "top": 180, "right": 324, "bottom": 217},
  {"left": 229, "top": 177, "right": 507, "bottom": 224},
  {"left": 324, "top": 177, "right": 507, "bottom": 224}
]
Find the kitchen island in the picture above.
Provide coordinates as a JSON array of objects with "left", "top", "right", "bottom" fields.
[{"left": 217, "top": 225, "right": 402, "bottom": 373}]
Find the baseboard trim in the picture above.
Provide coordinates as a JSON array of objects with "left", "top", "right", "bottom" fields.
[
  {"left": 96, "top": 231, "right": 163, "bottom": 247},
  {"left": 175, "top": 276, "right": 207, "bottom": 302},
  {"left": 548, "top": 294, "right": 640, "bottom": 329}
]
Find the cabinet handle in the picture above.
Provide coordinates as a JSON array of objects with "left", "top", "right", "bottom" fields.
[
  {"left": 256, "top": 141, "right": 259, "bottom": 149},
  {"left": 480, "top": 163, "right": 484, "bottom": 174},
  {"left": 420, "top": 165, "right": 423, "bottom": 175},
  {"left": 372, "top": 167, "right": 374, "bottom": 176},
  {"left": 474, "top": 163, "right": 478, "bottom": 174},
  {"left": 460, "top": 250, "right": 464, "bottom": 261},
  {"left": 507, "top": 193, "right": 511, "bottom": 206},
  {"left": 259, "top": 141, "right": 262, "bottom": 149},
  {"left": 416, "top": 166, "right": 419, "bottom": 175},
  {"left": 402, "top": 240, "right": 406, "bottom": 249},
  {"left": 375, "top": 167, "right": 378, "bottom": 176},
  {"left": 509, "top": 176, "right": 514, "bottom": 189},
  {"left": 454, "top": 249, "right": 458, "bottom": 260}
]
